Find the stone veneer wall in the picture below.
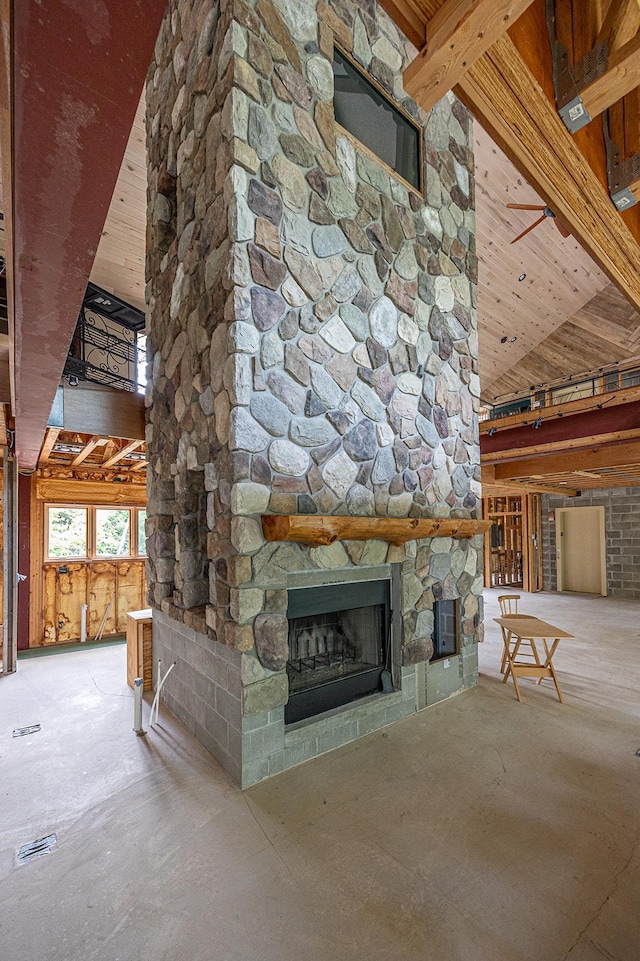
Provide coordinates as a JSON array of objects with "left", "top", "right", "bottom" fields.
[
  {"left": 145, "top": 0, "right": 484, "bottom": 787},
  {"left": 542, "top": 489, "right": 640, "bottom": 598}
]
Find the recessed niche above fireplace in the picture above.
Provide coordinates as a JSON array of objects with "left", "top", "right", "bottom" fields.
[{"left": 285, "top": 579, "right": 392, "bottom": 725}]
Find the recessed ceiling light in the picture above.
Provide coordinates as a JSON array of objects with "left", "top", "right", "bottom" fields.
[
  {"left": 510, "top": 336, "right": 517, "bottom": 343},
  {"left": 500, "top": 336, "right": 508, "bottom": 343},
  {"left": 518, "top": 273, "right": 526, "bottom": 281}
]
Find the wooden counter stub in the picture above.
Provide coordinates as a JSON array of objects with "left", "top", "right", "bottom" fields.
[{"left": 261, "top": 515, "right": 491, "bottom": 547}]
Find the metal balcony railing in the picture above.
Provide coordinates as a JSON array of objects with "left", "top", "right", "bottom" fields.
[
  {"left": 480, "top": 359, "right": 640, "bottom": 422},
  {"left": 63, "top": 283, "right": 146, "bottom": 394}
]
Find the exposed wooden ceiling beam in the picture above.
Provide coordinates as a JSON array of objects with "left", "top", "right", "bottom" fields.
[
  {"left": 70, "top": 435, "right": 105, "bottom": 468},
  {"left": 403, "top": 0, "right": 536, "bottom": 114},
  {"left": 494, "top": 439, "right": 640, "bottom": 479},
  {"left": 596, "top": 0, "right": 640, "bottom": 54},
  {"left": 378, "top": 0, "right": 425, "bottom": 49},
  {"left": 483, "top": 427, "right": 640, "bottom": 463},
  {"left": 580, "top": 31, "right": 640, "bottom": 120},
  {"left": 379, "top": 2, "right": 640, "bottom": 309},
  {"left": 37, "top": 427, "right": 60, "bottom": 467},
  {"left": 481, "top": 468, "right": 578, "bottom": 495},
  {"left": 101, "top": 439, "right": 143, "bottom": 469},
  {"left": 455, "top": 34, "right": 640, "bottom": 311}
]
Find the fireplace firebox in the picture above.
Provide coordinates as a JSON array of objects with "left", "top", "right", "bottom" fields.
[{"left": 285, "top": 579, "right": 391, "bottom": 724}]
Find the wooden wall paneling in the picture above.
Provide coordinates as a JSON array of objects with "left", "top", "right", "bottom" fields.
[
  {"left": 116, "top": 560, "right": 146, "bottom": 631},
  {"left": 88, "top": 561, "right": 117, "bottom": 640},
  {"left": 56, "top": 563, "right": 89, "bottom": 643}
]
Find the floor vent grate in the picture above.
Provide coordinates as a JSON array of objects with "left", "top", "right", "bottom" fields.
[
  {"left": 16, "top": 834, "right": 57, "bottom": 865},
  {"left": 13, "top": 724, "right": 41, "bottom": 737}
]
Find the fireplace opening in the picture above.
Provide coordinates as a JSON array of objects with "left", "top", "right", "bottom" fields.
[
  {"left": 285, "top": 579, "right": 391, "bottom": 725},
  {"left": 431, "top": 599, "right": 459, "bottom": 661}
]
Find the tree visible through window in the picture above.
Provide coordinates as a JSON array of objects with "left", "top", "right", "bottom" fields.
[
  {"left": 46, "top": 505, "right": 146, "bottom": 559},
  {"left": 48, "top": 508, "right": 88, "bottom": 558},
  {"left": 137, "top": 510, "right": 147, "bottom": 556},
  {"left": 95, "top": 509, "right": 130, "bottom": 556}
]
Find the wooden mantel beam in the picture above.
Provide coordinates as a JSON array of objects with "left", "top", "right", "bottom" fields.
[
  {"left": 403, "top": 0, "right": 536, "bottom": 114},
  {"left": 261, "top": 514, "right": 491, "bottom": 547}
]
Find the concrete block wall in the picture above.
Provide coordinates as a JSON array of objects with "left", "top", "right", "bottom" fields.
[{"left": 542, "top": 488, "right": 640, "bottom": 598}]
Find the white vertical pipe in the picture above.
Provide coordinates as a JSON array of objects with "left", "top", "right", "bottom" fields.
[
  {"left": 80, "top": 604, "right": 88, "bottom": 644},
  {"left": 149, "top": 661, "right": 176, "bottom": 727},
  {"left": 133, "top": 677, "right": 145, "bottom": 736}
]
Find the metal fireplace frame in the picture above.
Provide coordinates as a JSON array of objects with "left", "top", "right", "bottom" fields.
[{"left": 285, "top": 577, "right": 393, "bottom": 725}]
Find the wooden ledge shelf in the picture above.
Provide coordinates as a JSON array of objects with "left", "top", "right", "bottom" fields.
[{"left": 261, "top": 515, "right": 492, "bottom": 547}]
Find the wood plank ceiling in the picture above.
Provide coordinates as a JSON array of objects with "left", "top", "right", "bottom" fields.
[{"left": 90, "top": 96, "right": 146, "bottom": 313}]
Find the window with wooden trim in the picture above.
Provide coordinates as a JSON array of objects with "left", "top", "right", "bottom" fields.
[
  {"left": 332, "top": 46, "right": 422, "bottom": 191},
  {"left": 46, "top": 505, "right": 147, "bottom": 560}
]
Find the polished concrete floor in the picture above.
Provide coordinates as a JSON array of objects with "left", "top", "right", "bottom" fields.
[{"left": 1, "top": 589, "right": 639, "bottom": 961}]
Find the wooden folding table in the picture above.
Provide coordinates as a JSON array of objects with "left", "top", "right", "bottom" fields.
[{"left": 494, "top": 615, "right": 573, "bottom": 703}]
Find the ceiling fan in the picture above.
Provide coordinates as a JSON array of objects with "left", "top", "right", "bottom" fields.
[{"left": 507, "top": 204, "right": 571, "bottom": 244}]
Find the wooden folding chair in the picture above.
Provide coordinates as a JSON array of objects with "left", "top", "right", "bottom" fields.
[{"left": 497, "top": 595, "right": 540, "bottom": 674}]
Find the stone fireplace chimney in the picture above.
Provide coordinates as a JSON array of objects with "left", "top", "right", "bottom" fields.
[{"left": 145, "top": 0, "right": 484, "bottom": 787}]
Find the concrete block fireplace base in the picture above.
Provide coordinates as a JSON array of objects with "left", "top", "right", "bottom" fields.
[{"left": 153, "top": 604, "right": 478, "bottom": 788}]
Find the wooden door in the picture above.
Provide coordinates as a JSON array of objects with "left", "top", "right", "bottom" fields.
[{"left": 557, "top": 507, "right": 606, "bottom": 595}]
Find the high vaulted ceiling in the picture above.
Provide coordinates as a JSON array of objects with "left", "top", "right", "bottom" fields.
[
  {"left": 93, "top": 94, "right": 640, "bottom": 408},
  {"left": 3, "top": 0, "right": 640, "bottom": 471}
]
